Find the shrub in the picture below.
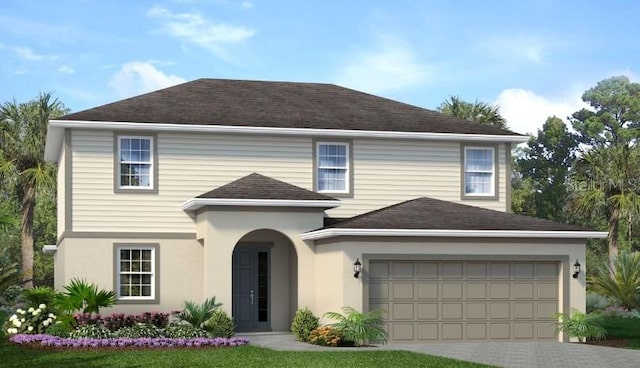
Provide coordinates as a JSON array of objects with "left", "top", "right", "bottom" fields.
[
  {"left": 102, "top": 312, "right": 170, "bottom": 331},
  {"left": 2, "top": 285, "right": 23, "bottom": 304},
  {"left": 555, "top": 309, "right": 606, "bottom": 342},
  {"left": 3, "top": 304, "right": 57, "bottom": 335},
  {"left": 324, "top": 307, "right": 388, "bottom": 346},
  {"left": 69, "top": 324, "right": 113, "bottom": 339},
  {"left": 308, "top": 326, "right": 342, "bottom": 347},
  {"left": 178, "top": 297, "right": 222, "bottom": 329},
  {"left": 23, "top": 286, "right": 59, "bottom": 309},
  {"left": 588, "top": 252, "right": 640, "bottom": 309},
  {"left": 73, "top": 313, "right": 103, "bottom": 326},
  {"left": 137, "top": 311, "right": 170, "bottom": 329},
  {"left": 56, "top": 278, "right": 117, "bottom": 314},
  {"left": 586, "top": 291, "right": 616, "bottom": 313},
  {"left": 162, "top": 323, "right": 208, "bottom": 338},
  {"left": 45, "top": 323, "right": 73, "bottom": 338},
  {"left": 205, "top": 309, "right": 235, "bottom": 337},
  {"left": 291, "top": 307, "right": 319, "bottom": 342},
  {"left": 592, "top": 314, "right": 640, "bottom": 339},
  {"left": 114, "top": 323, "right": 162, "bottom": 338}
]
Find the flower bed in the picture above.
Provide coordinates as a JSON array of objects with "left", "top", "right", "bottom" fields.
[{"left": 10, "top": 334, "right": 249, "bottom": 349}]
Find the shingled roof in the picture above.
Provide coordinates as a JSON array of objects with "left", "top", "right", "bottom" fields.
[
  {"left": 324, "top": 197, "right": 590, "bottom": 232},
  {"left": 59, "top": 78, "right": 521, "bottom": 136},
  {"left": 196, "top": 173, "right": 336, "bottom": 201}
]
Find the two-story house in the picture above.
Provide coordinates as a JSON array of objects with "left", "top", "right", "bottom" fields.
[{"left": 44, "top": 79, "right": 606, "bottom": 342}]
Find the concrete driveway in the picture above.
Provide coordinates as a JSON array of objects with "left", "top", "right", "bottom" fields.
[{"left": 242, "top": 333, "right": 640, "bottom": 368}]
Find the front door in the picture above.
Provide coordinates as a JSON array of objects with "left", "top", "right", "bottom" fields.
[{"left": 232, "top": 244, "right": 270, "bottom": 331}]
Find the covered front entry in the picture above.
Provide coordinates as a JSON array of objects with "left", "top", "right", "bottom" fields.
[
  {"left": 369, "top": 260, "right": 560, "bottom": 342},
  {"left": 232, "top": 243, "right": 270, "bottom": 331}
]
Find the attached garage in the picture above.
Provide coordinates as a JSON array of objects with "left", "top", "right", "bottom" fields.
[{"left": 369, "top": 260, "right": 560, "bottom": 342}]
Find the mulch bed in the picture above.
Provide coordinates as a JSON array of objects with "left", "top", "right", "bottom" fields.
[{"left": 584, "top": 339, "right": 630, "bottom": 348}]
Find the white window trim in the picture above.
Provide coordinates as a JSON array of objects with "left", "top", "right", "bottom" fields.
[
  {"left": 116, "top": 246, "right": 156, "bottom": 301},
  {"left": 316, "top": 141, "right": 350, "bottom": 194},
  {"left": 464, "top": 146, "right": 495, "bottom": 197},
  {"left": 117, "top": 135, "right": 154, "bottom": 190}
]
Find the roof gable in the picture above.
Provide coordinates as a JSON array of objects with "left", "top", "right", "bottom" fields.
[{"left": 59, "top": 78, "right": 521, "bottom": 136}]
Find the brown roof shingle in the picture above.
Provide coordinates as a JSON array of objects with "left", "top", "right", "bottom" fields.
[
  {"left": 196, "top": 173, "right": 336, "bottom": 201},
  {"left": 325, "top": 197, "right": 590, "bottom": 232},
  {"left": 60, "top": 78, "right": 522, "bottom": 136}
]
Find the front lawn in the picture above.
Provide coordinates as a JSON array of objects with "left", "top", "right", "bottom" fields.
[{"left": 0, "top": 311, "right": 489, "bottom": 368}]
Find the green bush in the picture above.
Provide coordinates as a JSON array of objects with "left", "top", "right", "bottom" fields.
[
  {"left": 162, "top": 323, "right": 208, "bottom": 338},
  {"left": 308, "top": 326, "right": 342, "bottom": 347},
  {"left": 45, "top": 322, "right": 73, "bottom": 338},
  {"left": 114, "top": 323, "right": 162, "bottom": 338},
  {"left": 69, "top": 324, "right": 113, "bottom": 339},
  {"left": 205, "top": 309, "right": 235, "bottom": 337},
  {"left": 324, "top": 307, "right": 388, "bottom": 346},
  {"left": 4, "top": 304, "right": 57, "bottom": 335},
  {"left": 589, "top": 252, "right": 640, "bottom": 309},
  {"left": 291, "top": 307, "right": 319, "bottom": 342},
  {"left": 2, "top": 285, "right": 23, "bottom": 305},
  {"left": 592, "top": 314, "right": 640, "bottom": 339},
  {"left": 56, "top": 278, "right": 117, "bottom": 314},
  {"left": 177, "top": 296, "right": 222, "bottom": 329},
  {"left": 586, "top": 291, "right": 616, "bottom": 313},
  {"left": 23, "top": 286, "right": 59, "bottom": 309},
  {"left": 555, "top": 309, "right": 606, "bottom": 342}
]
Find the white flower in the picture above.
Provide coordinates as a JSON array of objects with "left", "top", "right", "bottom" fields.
[
  {"left": 9, "top": 314, "right": 17, "bottom": 321},
  {"left": 6, "top": 328, "right": 18, "bottom": 334},
  {"left": 33, "top": 309, "right": 41, "bottom": 316},
  {"left": 28, "top": 307, "right": 34, "bottom": 313},
  {"left": 17, "top": 309, "right": 25, "bottom": 314},
  {"left": 48, "top": 313, "right": 55, "bottom": 318},
  {"left": 39, "top": 303, "right": 46, "bottom": 310},
  {"left": 27, "top": 326, "right": 34, "bottom": 332},
  {"left": 21, "top": 318, "right": 25, "bottom": 323},
  {"left": 42, "top": 320, "right": 50, "bottom": 327},
  {"left": 12, "top": 319, "right": 22, "bottom": 328}
]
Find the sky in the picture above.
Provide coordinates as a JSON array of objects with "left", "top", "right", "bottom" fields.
[{"left": 0, "top": 0, "right": 638, "bottom": 135}]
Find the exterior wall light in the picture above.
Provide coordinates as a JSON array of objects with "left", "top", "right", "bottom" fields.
[
  {"left": 573, "top": 260, "right": 581, "bottom": 279},
  {"left": 354, "top": 258, "right": 362, "bottom": 278}
]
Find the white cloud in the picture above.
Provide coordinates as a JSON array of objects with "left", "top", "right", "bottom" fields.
[
  {"left": 335, "top": 36, "right": 430, "bottom": 94},
  {"left": 240, "top": 1, "right": 253, "bottom": 9},
  {"left": 14, "top": 46, "right": 57, "bottom": 61},
  {"left": 109, "top": 61, "right": 186, "bottom": 98},
  {"left": 147, "top": 6, "right": 254, "bottom": 55},
  {"left": 57, "top": 65, "right": 75, "bottom": 74},
  {"left": 495, "top": 88, "right": 587, "bottom": 135}
]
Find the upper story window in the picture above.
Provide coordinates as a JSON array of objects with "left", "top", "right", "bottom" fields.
[
  {"left": 116, "top": 245, "right": 157, "bottom": 302},
  {"left": 118, "top": 136, "right": 153, "bottom": 190},
  {"left": 316, "top": 142, "right": 350, "bottom": 194},
  {"left": 463, "top": 146, "right": 495, "bottom": 197}
]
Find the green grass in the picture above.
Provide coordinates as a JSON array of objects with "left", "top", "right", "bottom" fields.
[
  {"left": 596, "top": 316, "right": 640, "bottom": 339},
  {"left": 0, "top": 310, "right": 489, "bottom": 368}
]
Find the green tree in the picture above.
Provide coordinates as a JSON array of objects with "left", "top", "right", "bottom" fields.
[
  {"left": 0, "top": 93, "right": 68, "bottom": 288},
  {"left": 514, "top": 117, "right": 577, "bottom": 221},
  {"left": 438, "top": 95, "right": 508, "bottom": 129},
  {"left": 568, "top": 76, "right": 640, "bottom": 265}
]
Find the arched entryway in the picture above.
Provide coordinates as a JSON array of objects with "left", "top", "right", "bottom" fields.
[{"left": 232, "top": 229, "right": 298, "bottom": 332}]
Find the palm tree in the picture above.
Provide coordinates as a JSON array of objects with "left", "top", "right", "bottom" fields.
[
  {"left": 0, "top": 93, "right": 68, "bottom": 288},
  {"left": 568, "top": 145, "right": 640, "bottom": 266},
  {"left": 438, "top": 96, "right": 508, "bottom": 129}
]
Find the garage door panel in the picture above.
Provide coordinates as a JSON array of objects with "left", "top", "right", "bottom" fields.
[{"left": 369, "top": 260, "right": 559, "bottom": 342}]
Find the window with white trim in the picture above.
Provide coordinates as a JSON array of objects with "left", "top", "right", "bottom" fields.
[
  {"left": 117, "top": 247, "right": 155, "bottom": 300},
  {"left": 118, "top": 136, "right": 153, "bottom": 189},
  {"left": 464, "top": 147, "right": 495, "bottom": 196},
  {"left": 316, "top": 142, "right": 349, "bottom": 193}
]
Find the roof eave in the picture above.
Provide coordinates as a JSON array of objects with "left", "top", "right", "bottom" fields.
[
  {"left": 300, "top": 228, "right": 609, "bottom": 241},
  {"left": 181, "top": 198, "right": 342, "bottom": 211},
  {"left": 44, "top": 124, "right": 65, "bottom": 162},
  {"left": 47, "top": 120, "right": 528, "bottom": 143}
]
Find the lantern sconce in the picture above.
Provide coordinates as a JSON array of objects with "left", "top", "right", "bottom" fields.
[
  {"left": 573, "top": 260, "right": 581, "bottom": 279},
  {"left": 354, "top": 258, "right": 362, "bottom": 278}
]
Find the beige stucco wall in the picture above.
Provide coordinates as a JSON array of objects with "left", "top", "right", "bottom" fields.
[
  {"left": 54, "top": 236, "right": 203, "bottom": 314},
  {"left": 68, "top": 129, "right": 510, "bottom": 233},
  {"left": 197, "top": 207, "right": 323, "bottom": 331}
]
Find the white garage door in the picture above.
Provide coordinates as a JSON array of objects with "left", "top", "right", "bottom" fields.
[{"left": 368, "top": 260, "right": 559, "bottom": 342}]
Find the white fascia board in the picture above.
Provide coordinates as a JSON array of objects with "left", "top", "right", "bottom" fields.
[
  {"left": 300, "top": 228, "right": 609, "bottom": 241},
  {"left": 42, "top": 244, "right": 57, "bottom": 254},
  {"left": 181, "top": 198, "right": 341, "bottom": 211},
  {"left": 44, "top": 119, "right": 528, "bottom": 161},
  {"left": 44, "top": 125, "right": 65, "bottom": 162}
]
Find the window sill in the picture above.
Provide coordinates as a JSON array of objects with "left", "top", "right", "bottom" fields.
[
  {"left": 115, "top": 187, "right": 158, "bottom": 194},
  {"left": 117, "top": 298, "right": 159, "bottom": 304},
  {"left": 461, "top": 194, "right": 499, "bottom": 201}
]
